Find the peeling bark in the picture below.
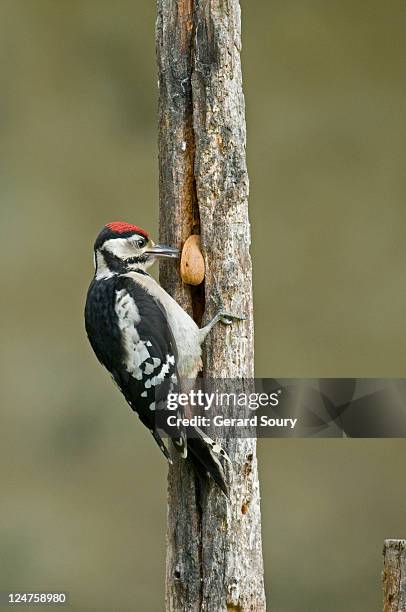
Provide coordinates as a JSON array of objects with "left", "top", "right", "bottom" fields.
[
  {"left": 383, "top": 540, "right": 406, "bottom": 611},
  {"left": 157, "top": 1, "right": 266, "bottom": 610}
]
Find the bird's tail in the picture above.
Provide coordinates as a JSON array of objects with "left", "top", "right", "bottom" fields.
[{"left": 186, "top": 427, "right": 230, "bottom": 497}]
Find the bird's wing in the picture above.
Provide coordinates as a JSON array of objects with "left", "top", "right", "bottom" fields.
[
  {"left": 116, "top": 277, "right": 189, "bottom": 458},
  {"left": 85, "top": 275, "right": 186, "bottom": 458}
]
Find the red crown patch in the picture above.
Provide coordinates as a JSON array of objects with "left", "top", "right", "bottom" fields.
[{"left": 106, "top": 222, "right": 149, "bottom": 238}]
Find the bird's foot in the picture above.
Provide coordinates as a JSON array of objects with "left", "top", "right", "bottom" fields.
[{"left": 217, "top": 310, "right": 246, "bottom": 325}]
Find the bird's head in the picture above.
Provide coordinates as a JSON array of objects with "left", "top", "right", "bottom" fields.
[{"left": 93, "top": 221, "right": 179, "bottom": 277}]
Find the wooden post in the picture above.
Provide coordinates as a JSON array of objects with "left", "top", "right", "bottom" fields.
[
  {"left": 383, "top": 540, "right": 406, "bottom": 611},
  {"left": 157, "top": 1, "right": 266, "bottom": 610}
]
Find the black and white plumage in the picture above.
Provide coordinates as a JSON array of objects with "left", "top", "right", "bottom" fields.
[{"left": 85, "top": 222, "right": 238, "bottom": 496}]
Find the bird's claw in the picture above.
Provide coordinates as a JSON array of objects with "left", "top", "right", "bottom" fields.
[{"left": 218, "top": 310, "right": 246, "bottom": 325}]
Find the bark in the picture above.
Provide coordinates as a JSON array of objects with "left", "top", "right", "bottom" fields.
[
  {"left": 383, "top": 540, "right": 406, "bottom": 611},
  {"left": 157, "top": 1, "right": 266, "bottom": 610}
]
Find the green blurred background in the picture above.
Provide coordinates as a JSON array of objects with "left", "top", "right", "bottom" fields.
[{"left": 1, "top": 1, "right": 405, "bottom": 610}]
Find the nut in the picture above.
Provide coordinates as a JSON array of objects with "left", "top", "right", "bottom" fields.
[{"left": 180, "top": 235, "right": 205, "bottom": 285}]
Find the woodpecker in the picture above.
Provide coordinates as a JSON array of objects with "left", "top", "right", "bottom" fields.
[{"left": 84, "top": 221, "right": 243, "bottom": 496}]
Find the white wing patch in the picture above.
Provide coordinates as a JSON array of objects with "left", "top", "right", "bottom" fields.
[
  {"left": 115, "top": 289, "right": 151, "bottom": 378},
  {"left": 114, "top": 289, "right": 176, "bottom": 389},
  {"left": 143, "top": 362, "right": 154, "bottom": 375},
  {"left": 143, "top": 354, "right": 176, "bottom": 388}
]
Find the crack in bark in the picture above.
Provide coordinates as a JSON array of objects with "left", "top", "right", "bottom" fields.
[{"left": 190, "top": 11, "right": 205, "bottom": 609}]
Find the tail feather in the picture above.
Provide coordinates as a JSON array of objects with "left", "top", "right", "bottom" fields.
[{"left": 186, "top": 429, "right": 229, "bottom": 497}]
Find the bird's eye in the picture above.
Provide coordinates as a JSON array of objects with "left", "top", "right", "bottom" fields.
[{"left": 137, "top": 237, "right": 147, "bottom": 248}]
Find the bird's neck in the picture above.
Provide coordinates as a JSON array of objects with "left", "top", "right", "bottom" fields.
[{"left": 94, "top": 249, "right": 149, "bottom": 279}]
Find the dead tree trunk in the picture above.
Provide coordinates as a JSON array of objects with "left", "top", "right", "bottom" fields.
[
  {"left": 157, "top": 1, "right": 266, "bottom": 610},
  {"left": 383, "top": 540, "right": 406, "bottom": 611}
]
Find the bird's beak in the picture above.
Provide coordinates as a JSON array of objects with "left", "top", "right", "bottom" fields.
[{"left": 145, "top": 243, "right": 180, "bottom": 259}]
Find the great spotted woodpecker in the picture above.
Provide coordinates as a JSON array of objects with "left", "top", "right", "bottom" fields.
[{"left": 85, "top": 221, "right": 242, "bottom": 495}]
